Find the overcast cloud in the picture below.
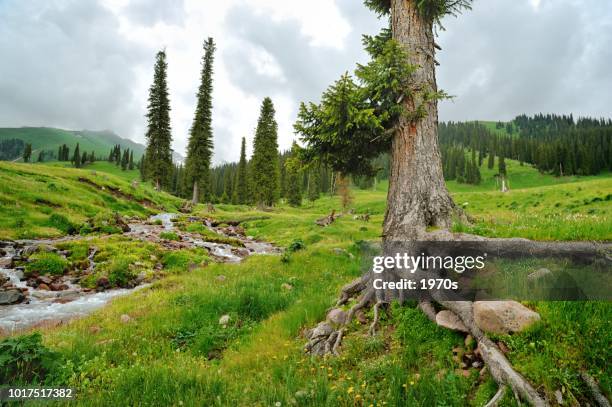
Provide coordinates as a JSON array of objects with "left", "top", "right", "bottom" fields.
[{"left": 0, "top": 0, "right": 610, "bottom": 164}]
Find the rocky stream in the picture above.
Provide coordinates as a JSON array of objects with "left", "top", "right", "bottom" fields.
[{"left": 0, "top": 214, "right": 279, "bottom": 335}]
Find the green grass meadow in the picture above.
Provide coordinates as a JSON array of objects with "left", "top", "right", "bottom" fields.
[{"left": 0, "top": 160, "right": 610, "bottom": 406}]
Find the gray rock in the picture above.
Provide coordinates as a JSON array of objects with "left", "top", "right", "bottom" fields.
[
  {"left": 473, "top": 301, "right": 541, "bottom": 334},
  {"left": 554, "top": 389, "right": 564, "bottom": 405},
  {"left": 219, "top": 314, "right": 230, "bottom": 326},
  {"left": 326, "top": 308, "right": 347, "bottom": 326},
  {"left": 0, "top": 257, "right": 12, "bottom": 268},
  {"left": 435, "top": 310, "right": 468, "bottom": 333},
  {"left": 0, "top": 289, "right": 25, "bottom": 305},
  {"left": 22, "top": 246, "right": 38, "bottom": 256},
  {"left": 37, "top": 275, "right": 52, "bottom": 285}
]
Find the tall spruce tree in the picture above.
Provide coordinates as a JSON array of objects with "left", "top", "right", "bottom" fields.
[
  {"left": 72, "top": 143, "right": 81, "bottom": 168},
  {"left": 185, "top": 38, "right": 216, "bottom": 203},
  {"left": 129, "top": 151, "right": 134, "bottom": 170},
  {"left": 23, "top": 143, "right": 32, "bottom": 162},
  {"left": 498, "top": 155, "right": 507, "bottom": 177},
  {"left": 221, "top": 167, "right": 233, "bottom": 203},
  {"left": 145, "top": 49, "right": 173, "bottom": 191},
  {"left": 307, "top": 167, "right": 321, "bottom": 203},
  {"left": 285, "top": 142, "right": 302, "bottom": 207},
  {"left": 251, "top": 97, "right": 280, "bottom": 207},
  {"left": 235, "top": 137, "right": 249, "bottom": 204},
  {"left": 121, "top": 149, "right": 129, "bottom": 170}
]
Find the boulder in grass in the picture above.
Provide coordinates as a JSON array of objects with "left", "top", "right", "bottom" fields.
[
  {"left": 326, "top": 308, "right": 347, "bottom": 326},
  {"left": 436, "top": 310, "right": 468, "bottom": 333},
  {"left": 219, "top": 314, "right": 230, "bottom": 327},
  {"left": 473, "top": 301, "right": 540, "bottom": 334}
]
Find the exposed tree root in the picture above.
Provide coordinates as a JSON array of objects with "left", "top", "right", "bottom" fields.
[
  {"left": 345, "top": 289, "right": 374, "bottom": 323},
  {"left": 332, "top": 328, "right": 344, "bottom": 356},
  {"left": 581, "top": 371, "right": 611, "bottom": 407},
  {"left": 336, "top": 275, "right": 369, "bottom": 306},
  {"left": 417, "top": 300, "right": 437, "bottom": 322},
  {"left": 425, "top": 229, "right": 611, "bottom": 262},
  {"left": 302, "top": 230, "right": 612, "bottom": 405},
  {"left": 483, "top": 385, "right": 506, "bottom": 407},
  {"left": 368, "top": 301, "right": 386, "bottom": 336},
  {"left": 439, "top": 300, "right": 548, "bottom": 406}
]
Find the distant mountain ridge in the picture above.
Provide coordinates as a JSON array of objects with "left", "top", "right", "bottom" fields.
[
  {"left": 0, "top": 127, "right": 184, "bottom": 162},
  {"left": 0, "top": 127, "right": 145, "bottom": 159}
]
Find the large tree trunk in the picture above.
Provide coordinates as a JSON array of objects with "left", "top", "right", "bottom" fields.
[
  {"left": 384, "top": 0, "right": 455, "bottom": 241},
  {"left": 192, "top": 180, "right": 199, "bottom": 204},
  {"left": 306, "top": 2, "right": 553, "bottom": 405}
]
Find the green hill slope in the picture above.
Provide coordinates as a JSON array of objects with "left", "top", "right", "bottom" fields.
[
  {"left": 0, "top": 162, "right": 182, "bottom": 239},
  {"left": 0, "top": 127, "right": 145, "bottom": 160}
]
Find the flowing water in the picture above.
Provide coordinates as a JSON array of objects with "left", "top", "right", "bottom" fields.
[{"left": 0, "top": 214, "right": 278, "bottom": 335}]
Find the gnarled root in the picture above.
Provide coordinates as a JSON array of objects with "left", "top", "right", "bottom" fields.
[
  {"left": 439, "top": 301, "right": 548, "bottom": 406},
  {"left": 368, "top": 300, "right": 386, "bottom": 336},
  {"left": 336, "top": 275, "right": 369, "bottom": 306},
  {"left": 306, "top": 292, "right": 548, "bottom": 405}
]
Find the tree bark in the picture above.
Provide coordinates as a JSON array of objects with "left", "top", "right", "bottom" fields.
[
  {"left": 192, "top": 180, "right": 199, "bottom": 204},
  {"left": 384, "top": 0, "right": 455, "bottom": 241}
]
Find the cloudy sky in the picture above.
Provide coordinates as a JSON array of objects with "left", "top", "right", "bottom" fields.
[{"left": 1, "top": 0, "right": 610, "bottom": 164}]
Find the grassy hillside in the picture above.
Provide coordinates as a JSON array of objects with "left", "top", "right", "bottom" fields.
[
  {"left": 479, "top": 120, "right": 516, "bottom": 136},
  {"left": 45, "top": 161, "right": 141, "bottom": 183},
  {"left": 0, "top": 161, "right": 610, "bottom": 406},
  {"left": 446, "top": 156, "right": 611, "bottom": 193},
  {"left": 0, "top": 162, "right": 180, "bottom": 239},
  {"left": 27, "top": 176, "right": 609, "bottom": 406},
  {"left": 0, "top": 127, "right": 145, "bottom": 160}
]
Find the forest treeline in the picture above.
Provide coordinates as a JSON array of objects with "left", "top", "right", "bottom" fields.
[
  {"left": 439, "top": 114, "right": 611, "bottom": 178},
  {"left": 178, "top": 113, "right": 610, "bottom": 204}
]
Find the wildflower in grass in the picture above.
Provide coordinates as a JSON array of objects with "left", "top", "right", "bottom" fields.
[
  {"left": 355, "top": 394, "right": 362, "bottom": 401},
  {"left": 347, "top": 387, "right": 354, "bottom": 394}
]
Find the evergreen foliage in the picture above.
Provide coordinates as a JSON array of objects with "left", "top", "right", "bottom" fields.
[
  {"left": 185, "top": 38, "right": 216, "bottom": 202},
  {"left": 23, "top": 143, "right": 32, "bottom": 163},
  {"left": 0, "top": 139, "right": 25, "bottom": 160},
  {"left": 235, "top": 137, "right": 249, "bottom": 204},
  {"left": 285, "top": 142, "right": 302, "bottom": 207},
  {"left": 295, "top": 29, "right": 417, "bottom": 177},
  {"left": 251, "top": 97, "right": 280, "bottom": 207},
  {"left": 144, "top": 50, "right": 173, "bottom": 190},
  {"left": 72, "top": 143, "right": 81, "bottom": 168}
]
